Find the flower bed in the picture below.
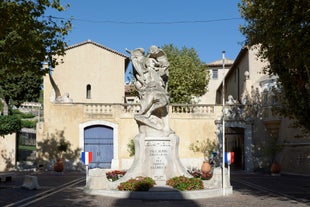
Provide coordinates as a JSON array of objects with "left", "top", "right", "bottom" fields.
[
  {"left": 188, "top": 169, "right": 213, "bottom": 180},
  {"left": 106, "top": 169, "right": 210, "bottom": 191},
  {"left": 166, "top": 176, "right": 204, "bottom": 191},
  {"left": 106, "top": 170, "right": 126, "bottom": 181},
  {"left": 117, "top": 176, "right": 156, "bottom": 191}
]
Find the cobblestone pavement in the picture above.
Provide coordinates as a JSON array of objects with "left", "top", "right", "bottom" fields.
[{"left": 0, "top": 171, "right": 309, "bottom": 207}]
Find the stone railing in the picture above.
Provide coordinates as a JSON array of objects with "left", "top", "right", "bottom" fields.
[
  {"left": 170, "top": 104, "right": 215, "bottom": 114},
  {"left": 80, "top": 102, "right": 284, "bottom": 120},
  {"left": 121, "top": 104, "right": 141, "bottom": 114},
  {"left": 83, "top": 103, "right": 218, "bottom": 117},
  {"left": 84, "top": 104, "right": 114, "bottom": 114}
]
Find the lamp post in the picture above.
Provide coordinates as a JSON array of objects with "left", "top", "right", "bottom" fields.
[{"left": 222, "top": 51, "right": 226, "bottom": 195}]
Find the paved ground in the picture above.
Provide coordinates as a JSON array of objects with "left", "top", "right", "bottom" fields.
[{"left": 0, "top": 170, "right": 309, "bottom": 207}]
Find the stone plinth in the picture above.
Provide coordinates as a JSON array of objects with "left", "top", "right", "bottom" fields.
[
  {"left": 85, "top": 168, "right": 110, "bottom": 190},
  {"left": 108, "top": 132, "right": 190, "bottom": 189}
]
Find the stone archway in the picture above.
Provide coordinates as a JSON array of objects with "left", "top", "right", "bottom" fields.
[
  {"left": 79, "top": 120, "right": 119, "bottom": 169},
  {"left": 215, "top": 119, "right": 254, "bottom": 172}
]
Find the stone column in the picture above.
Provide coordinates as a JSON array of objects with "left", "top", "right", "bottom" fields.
[{"left": 244, "top": 122, "right": 254, "bottom": 171}]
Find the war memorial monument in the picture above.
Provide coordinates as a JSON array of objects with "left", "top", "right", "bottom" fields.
[{"left": 84, "top": 46, "right": 232, "bottom": 199}]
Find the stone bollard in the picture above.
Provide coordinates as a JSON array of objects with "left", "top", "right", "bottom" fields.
[
  {"left": 203, "top": 167, "right": 231, "bottom": 189},
  {"left": 22, "top": 175, "right": 40, "bottom": 190},
  {"left": 85, "top": 168, "right": 110, "bottom": 190}
]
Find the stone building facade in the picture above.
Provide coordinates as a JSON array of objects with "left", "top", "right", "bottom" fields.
[{"left": 1, "top": 41, "right": 308, "bottom": 175}]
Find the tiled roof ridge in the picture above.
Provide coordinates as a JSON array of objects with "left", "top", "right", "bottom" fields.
[
  {"left": 65, "top": 40, "right": 129, "bottom": 58},
  {"left": 207, "top": 58, "right": 234, "bottom": 66}
]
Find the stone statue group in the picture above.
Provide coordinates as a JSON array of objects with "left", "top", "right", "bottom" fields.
[{"left": 126, "top": 46, "right": 171, "bottom": 134}]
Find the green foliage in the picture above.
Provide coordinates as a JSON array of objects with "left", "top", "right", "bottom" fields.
[
  {"left": 263, "top": 138, "right": 283, "bottom": 162},
  {"left": 162, "top": 44, "right": 209, "bottom": 104},
  {"left": 0, "top": 101, "right": 3, "bottom": 112},
  {"left": 127, "top": 139, "right": 135, "bottom": 157},
  {"left": 11, "top": 109, "right": 37, "bottom": 128},
  {"left": 18, "top": 145, "right": 36, "bottom": 151},
  {"left": 166, "top": 176, "right": 204, "bottom": 191},
  {"left": 189, "top": 139, "right": 216, "bottom": 160},
  {"left": 239, "top": 0, "right": 310, "bottom": 132},
  {"left": 0, "top": 115, "right": 21, "bottom": 137},
  {"left": 118, "top": 176, "right": 156, "bottom": 191},
  {"left": 12, "top": 109, "right": 35, "bottom": 119},
  {"left": 57, "top": 137, "right": 70, "bottom": 153},
  {"left": 21, "top": 119, "right": 37, "bottom": 128},
  {"left": 1, "top": 71, "right": 43, "bottom": 107},
  {"left": 0, "top": 0, "right": 71, "bottom": 107}
]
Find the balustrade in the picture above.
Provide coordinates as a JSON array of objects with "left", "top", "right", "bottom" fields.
[
  {"left": 84, "top": 103, "right": 216, "bottom": 116},
  {"left": 84, "top": 104, "right": 114, "bottom": 114}
]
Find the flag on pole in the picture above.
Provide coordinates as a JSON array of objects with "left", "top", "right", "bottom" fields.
[
  {"left": 225, "top": 152, "right": 235, "bottom": 165},
  {"left": 81, "top": 152, "right": 92, "bottom": 165}
]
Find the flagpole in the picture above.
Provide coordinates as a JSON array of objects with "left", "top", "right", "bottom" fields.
[{"left": 222, "top": 51, "right": 226, "bottom": 195}]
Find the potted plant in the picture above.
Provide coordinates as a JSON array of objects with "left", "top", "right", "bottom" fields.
[
  {"left": 53, "top": 137, "right": 70, "bottom": 172},
  {"left": 189, "top": 139, "right": 217, "bottom": 177},
  {"left": 264, "top": 137, "right": 283, "bottom": 175}
]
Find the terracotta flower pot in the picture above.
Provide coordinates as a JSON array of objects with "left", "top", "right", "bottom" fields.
[
  {"left": 201, "top": 161, "right": 211, "bottom": 174},
  {"left": 54, "top": 158, "right": 64, "bottom": 172},
  {"left": 201, "top": 171, "right": 213, "bottom": 180},
  {"left": 271, "top": 161, "right": 281, "bottom": 174}
]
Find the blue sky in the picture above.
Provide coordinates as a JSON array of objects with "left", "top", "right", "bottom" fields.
[{"left": 49, "top": 0, "right": 245, "bottom": 63}]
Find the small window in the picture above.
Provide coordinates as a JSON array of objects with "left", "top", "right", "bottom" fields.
[
  {"left": 86, "top": 84, "right": 91, "bottom": 99},
  {"left": 212, "top": 69, "right": 218, "bottom": 79}
]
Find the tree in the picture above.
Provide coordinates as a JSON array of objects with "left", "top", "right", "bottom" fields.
[
  {"left": 162, "top": 44, "right": 209, "bottom": 104},
  {"left": 0, "top": 115, "right": 21, "bottom": 137},
  {"left": 0, "top": 0, "right": 71, "bottom": 108},
  {"left": 239, "top": 0, "right": 310, "bottom": 132}
]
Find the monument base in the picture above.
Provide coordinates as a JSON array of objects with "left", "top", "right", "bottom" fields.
[
  {"left": 85, "top": 167, "right": 233, "bottom": 199},
  {"left": 85, "top": 186, "right": 233, "bottom": 200},
  {"left": 108, "top": 132, "right": 191, "bottom": 188}
]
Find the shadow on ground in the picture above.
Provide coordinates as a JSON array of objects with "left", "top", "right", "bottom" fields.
[{"left": 231, "top": 172, "right": 310, "bottom": 205}]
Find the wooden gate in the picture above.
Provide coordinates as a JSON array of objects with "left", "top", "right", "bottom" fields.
[{"left": 84, "top": 125, "right": 113, "bottom": 169}]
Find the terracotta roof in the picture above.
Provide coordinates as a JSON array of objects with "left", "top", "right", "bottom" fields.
[
  {"left": 65, "top": 40, "right": 130, "bottom": 69},
  {"left": 207, "top": 58, "right": 234, "bottom": 67},
  {"left": 216, "top": 46, "right": 249, "bottom": 92},
  {"left": 66, "top": 40, "right": 129, "bottom": 59}
]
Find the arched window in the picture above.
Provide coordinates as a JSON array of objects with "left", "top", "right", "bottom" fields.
[{"left": 86, "top": 84, "right": 91, "bottom": 99}]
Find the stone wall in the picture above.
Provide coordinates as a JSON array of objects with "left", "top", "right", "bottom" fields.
[{"left": 0, "top": 133, "right": 16, "bottom": 171}]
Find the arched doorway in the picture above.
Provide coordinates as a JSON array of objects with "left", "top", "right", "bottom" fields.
[
  {"left": 226, "top": 127, "right": 244, "bottom": 170},
  {"left": 215, "top": 120, "right": 254, "bottom": 172},
  {"left": 84, "top": 125, "right": 113, "bottom": 169}
]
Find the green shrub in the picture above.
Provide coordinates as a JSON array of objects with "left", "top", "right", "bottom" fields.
[
  {"left": 166, "top": 176, "right": 204, "bottom": 191},
  {"left": 21, "top": 119, "right": 37, "bottom": 128},
  {"left": 0, "top": 115, "right": 21, "bottom": 137},
  {"left": 118, "top": 176, "right": 156, "bottom": 191},
  {"left": 127, "top": 138, "right": 135, "bottom": 157},
  {"left": 12, "top": 109, "right": 35, "bottom": 119}
]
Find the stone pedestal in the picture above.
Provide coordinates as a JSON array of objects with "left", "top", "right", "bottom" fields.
[
  {"left": 85, "top": 168, "right": 110, "bottom": 190},
  {"left": 109, "top": 132, "right": 190, "bottom": 189}
]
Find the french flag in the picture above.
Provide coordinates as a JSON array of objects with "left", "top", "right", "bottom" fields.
[
  {"left": 81, "top": 152, "right": 93, "bottom": 165},
  {"left": 225, "top": 152, "right": 235, "bottom": 165}
]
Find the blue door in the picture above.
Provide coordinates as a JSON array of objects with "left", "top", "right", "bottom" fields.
[{"left": 84, "top": 125, "right": 113, "bottom": 169}]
